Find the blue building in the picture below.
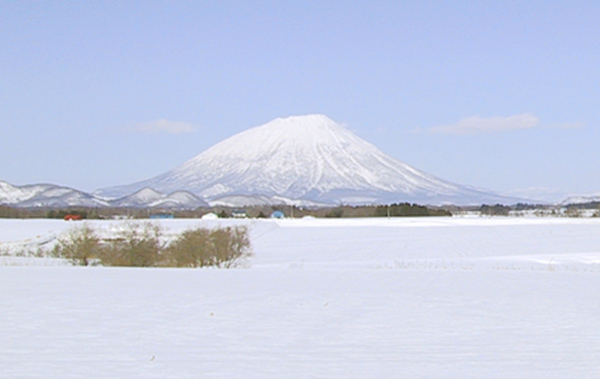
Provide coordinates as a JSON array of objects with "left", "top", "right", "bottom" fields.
[
  {"left": 149, "top": 214, "right": 174, "bottom": 219},
  {"left": 270, "top": 210, "right": 285, "bottom": 219}
]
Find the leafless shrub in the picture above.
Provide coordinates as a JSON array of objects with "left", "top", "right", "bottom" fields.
[
  {"left": 52, "top": 222, "right": 251, "bottom": 268},
  {"left": 52, "top": 224, "right": 102, "bottom": 266},
  {"left": 165, "top": 226, "right": 251, "bottom": 268},
  {"left": 100, "top": 222, "right": 164, "bottom": 267}
]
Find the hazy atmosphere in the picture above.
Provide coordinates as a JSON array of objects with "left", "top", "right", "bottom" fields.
[{"left": 1, "top": 1, "right": 599, "bottom": 199}]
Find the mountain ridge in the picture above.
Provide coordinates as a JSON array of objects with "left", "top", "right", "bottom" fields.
[
  {"left": 7, "top": 114, "right": 574, "bottom": 208},
  {"left": 0, "top": 181, "right": 206, "bottom": 209}
]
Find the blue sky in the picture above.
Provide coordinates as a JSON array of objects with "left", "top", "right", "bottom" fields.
[{"left": 1, "top": 1, "right": 599, "bottom": 199}]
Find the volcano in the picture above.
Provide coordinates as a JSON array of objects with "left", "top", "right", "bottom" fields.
[{"left": 96, "top": 114, "right": 516, "bottom": 206}]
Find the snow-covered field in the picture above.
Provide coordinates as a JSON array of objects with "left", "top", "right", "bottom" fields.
[{"left": 1, "top": 217, "right": 600, "bottom": 378}]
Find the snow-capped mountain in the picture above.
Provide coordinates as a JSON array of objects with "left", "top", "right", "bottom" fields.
[
  {"left": 111, "top": 188, "right": 208, "bottom": 208},
  {"left": 560, "top": 192, "right": 600, "bottom": 206},
  {"left": 0, "top": 181, "right": 109, "bottom": 208},
  {"left": 156, "top": 191, "right": 209, "bottom": 208},
  {"left": 0, "top": 181, "right": 207, "bottom": 209},
  {"left": 96, "top": 114, "right": 520, "bottom": 205}
]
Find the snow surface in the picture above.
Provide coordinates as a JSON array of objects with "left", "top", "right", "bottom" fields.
[{"left": 1, "top": 217, "right": 600, "bottom": 377}]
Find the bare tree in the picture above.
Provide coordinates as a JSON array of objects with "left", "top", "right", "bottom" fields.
[
  {"left": 53, "top": 224, "right": 101, "bottom": 266},
  {"left": 165, "top": 226, "right": 251, "bottom": 268}
]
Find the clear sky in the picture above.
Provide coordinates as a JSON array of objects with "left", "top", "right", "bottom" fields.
[{"left": 1, "top": 1, "right": 599, "bottom": 200}]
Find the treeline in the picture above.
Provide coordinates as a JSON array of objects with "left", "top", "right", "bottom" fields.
[
  {"left": 5, "top": 201, "right": 596, "bottom": 219},
  {"left": 209, "top": 204, "right": 452, "bottom": 218},
  {"left": 323, "top": 203, "right": 452, "bottom": 218},
  {"left": 0, "top": 206, "right": 103, "bottom": 219},
  {"left": 0, "top": 204, "right": 451, "bottom": 219},
  {"left": 0, "top": 205, "right": 38, "bottom": 218},
  {"left": 479, "top": 204, "right": 511, "bottom": 216}
]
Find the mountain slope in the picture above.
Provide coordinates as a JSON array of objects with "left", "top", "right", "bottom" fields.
[
  {"left": 0, "top": 181, "right": 208, "bottom": 209},
  {"left": 111, "top": 188, "right": 208, "bottom": 208},
  {"left": 560, "top": 192, "right": 600, "bottom": 206},
  {"left": 96, "top": 114, "right": 519, "bottom": 205},
  {"left": 0, "top": 181, "right": 109, "bottom": 208}
]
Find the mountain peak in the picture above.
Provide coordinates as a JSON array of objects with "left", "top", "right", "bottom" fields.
[
  {"left": 96, "top": 115, "right": 516, "bottom": 205},
  {"left": 270, "top": 114, "right": 338, "bottom": 128}
]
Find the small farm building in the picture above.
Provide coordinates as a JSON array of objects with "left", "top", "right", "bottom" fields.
[{"left": 270, "top": 211, "right": 285, "bottom": 219}]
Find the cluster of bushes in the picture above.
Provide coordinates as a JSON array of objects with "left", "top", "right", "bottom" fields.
[
  {"left": 479, "top": 204, "right": 511, "bottom": 216},
  {"left": 375, "top": 203, "right": 452, "bottom": 217},
  {"left": 52, "top": 222, "right": 251, "bottom": 268},
  {"left": 0, "top": 206, "right": 37, "bottom": 218},
  {"left": 320, "top": 203, "right": 451, "bottom": 218}
]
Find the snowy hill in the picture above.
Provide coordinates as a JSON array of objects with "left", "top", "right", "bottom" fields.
[
  {"left": 0, "top": 181, "right": 109, "bottom": 208},
  {"left": 96, "top": 114, "right": 519, "bottom": 205},
  {"left": 110, "top": 187, "right": 164, "bottom": 207},
  {"left": 0, "top": 181, "right": 207, "bottom": 209},
  {"left": 111, "top": 188, "right": 208, "bottom": 208},
  {"left": 156, "top": 191, "right": 209, "bottom": 208},
  {"left": 560, "top": 192, "right": 600, "bottom": 206}
]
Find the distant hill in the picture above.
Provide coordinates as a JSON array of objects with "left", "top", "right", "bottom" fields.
[
  {"left": 0, "top": 181, "right": 108, "bottom": 208},
  {"left": 0, "top": 181, "right": 206, "bottom": 209}
]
